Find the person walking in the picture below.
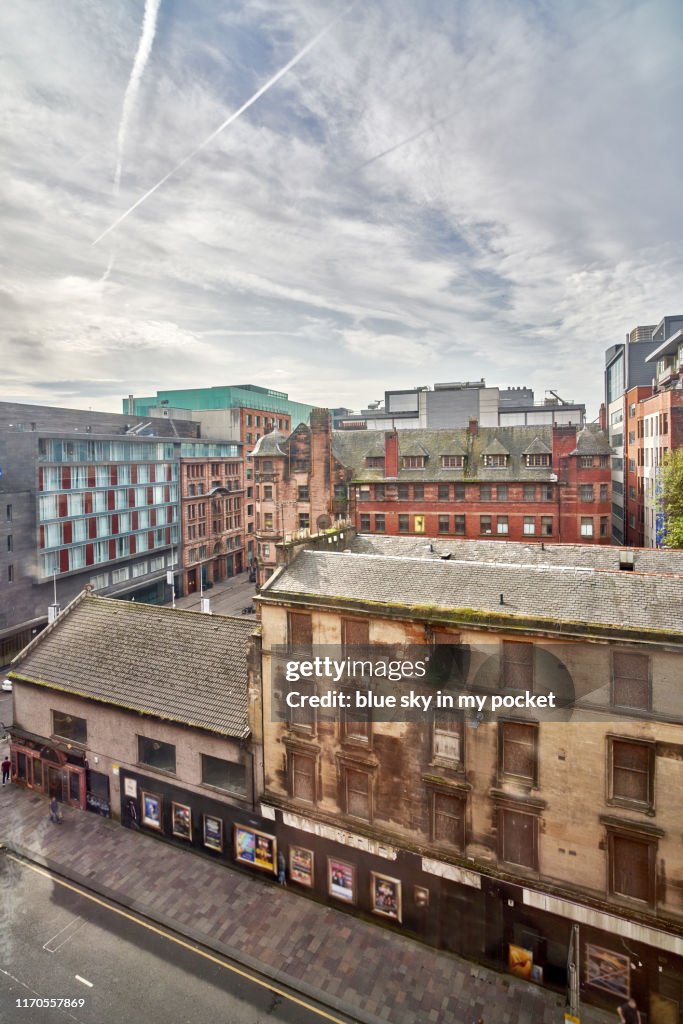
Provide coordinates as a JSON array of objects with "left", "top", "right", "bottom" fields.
[
  {"left": 49, "top": 796, "right": 62, "bottom": 824},
  {"left": 618, "top": 996, "right": 641, "bottom": 1024},
  {"left": 1, "top": 755, "right": 10, "bottom": 785},
  {"left": 277, "top": 850, "right": 287, "bottom": 886}
]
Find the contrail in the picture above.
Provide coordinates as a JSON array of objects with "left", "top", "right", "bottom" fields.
[
  {"left": 114, "top": 0, "right": 162, "bottom": 196},
  {"left": 93, "top": 3, "right": 356, "bottom": 246},
  {"left": 357, "top": 112, "right": 453, "bottom": 171}
]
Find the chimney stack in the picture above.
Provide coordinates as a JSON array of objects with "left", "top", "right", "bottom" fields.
[
  {"left": 384, "top": 431, "right": 399, "bottom": 477},
  {"left": 468, "top": 418, "right": 478, "bottom": 436}
]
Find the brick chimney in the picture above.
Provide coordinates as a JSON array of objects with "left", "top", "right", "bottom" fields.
[
  {"left": 384, "top": 430, "right": 399, "bottom": 477},
  {"left": 598, "top": 402, "right": 606, "bottom": 431},
  {"left": 468, "top": 418, "right": 478, "bottom": 436}
]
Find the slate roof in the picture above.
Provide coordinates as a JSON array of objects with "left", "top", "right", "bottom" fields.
[
  {"left": 481, "top": 437, "right": 510, "bottom": 456},
  {"left": 523, "top": 436, "right": 552, "bottom": 455},
  {"left": 251, "top": 430, "right": 287, "bottom": 457},
  {"left": 261, "top": 549, "right": 683, "bottom": 638},
  {"left": 10, "top": 596, "right": 257, "bottom": 738},
  {"left": 332, "top": 426, "right": 611, "bottom": 483}
]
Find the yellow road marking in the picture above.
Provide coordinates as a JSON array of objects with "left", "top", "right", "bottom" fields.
[{"left": 8, "top": 854, "right": 350, "bottom": 1024}]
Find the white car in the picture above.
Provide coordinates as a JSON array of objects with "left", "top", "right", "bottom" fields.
[{"left": 1, "top": 678, "right": 12, "bottom": 692}]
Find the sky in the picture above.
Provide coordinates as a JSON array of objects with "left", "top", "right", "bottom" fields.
[{"left": 2, "top": 0, "right": 682, "bottom": 419}]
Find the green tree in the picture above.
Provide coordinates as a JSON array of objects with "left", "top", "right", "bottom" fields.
[{"left": 658, "top": 448, "right": 683, "bottom": 548}]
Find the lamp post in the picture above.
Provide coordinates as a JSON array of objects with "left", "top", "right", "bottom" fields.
[{"left": 48, "top": 562, "right": 61, "bottom": 624}]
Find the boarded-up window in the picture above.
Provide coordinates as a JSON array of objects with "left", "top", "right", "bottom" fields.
[
  {"left": 499, "top": 808, "right": 537, "bottom": 869},
  {"left": 502, "top": 642, "right": 533, "bottom": 690},
  {"left": 610, "top": 739, "right": 653, "bottom": 808},
  {"left": 433, "top": 710, "right": 463, "bottom": 764},
  {"left": 500, "top": 722, "right": 537, "bottom": 784},
  {"left": 612, "top": 651, "right": 650, "bottom": 709},
  {"left": 345, "top": 768, "right": 371, "bottom": 820},
  {"left": 342, "top": 618, "right": 370, "bottom": 647},
  {"left": 432, "top": 792, "right": 465, "bottom": 850},
  {"left": 289, "top": 680, "right": 315, "bottom": 733},
  {"left": 609, "top": 832, "right": 655, "bottom": 904},
  {"left": 288, "top": 611, "right": 312, "bottom": 647},
  {"left": 291, "top": 753, "right": 316, "bottom": 804}
]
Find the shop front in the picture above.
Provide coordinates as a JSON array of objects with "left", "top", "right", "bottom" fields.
[{"left": 9, "top": 729, "right": 87, "bottom": 809}]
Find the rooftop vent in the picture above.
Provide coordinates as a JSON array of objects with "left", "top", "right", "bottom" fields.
[{"left": 619, "top": 551, "right": 635, "bottom": 572}]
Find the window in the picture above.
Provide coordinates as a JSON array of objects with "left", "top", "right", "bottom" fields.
[
  {"left": 341, "top": 702, "right": 371, "bottom": 744},
  {"left": 612, "top": 651, "right": 650, "bottom": 709},
  {"left": 432, "top": 791, "right": 466, "bottom": 850},
  {"left": 525, "top": 454, "right": 550, "bottom": 467},
  {"left": 608, "top": 738, "right": 654, "bottom": 810},
  {"left": 7, "top": 565, "right": 14, "bottom": 583},
  {"left": 398, "top": 514, "right": 409, "bottom": 533},
  {"left": 137, "top": 735, "right": 176, "bottom": 773},
  {"left": 398, "top": 484, "right": 409, "bottom": 500},
  {"left": 6, "top": 504, "right": 12, "bottom": 521},
  {"left": 344, "top": 767, "right": 371, "bottom": 820},
  {"left": 606, "top": 824, "right": 657, "bottom": 905},
  {"left": 480, "top": 515, "right": 492, "bottom": 535},
  {"left": 413, "top": 484, "right": 424, "bottom": 500},
  {"left": 541, "top": 516, "right": 553, "bottom": 536},
  {"left": 264, "top": 512, "right": 273, "bottom": 530},
  {"left": 52, "top": 710, "right": 87, "bottom": 745},
  {"left": 288, "top": 611, "right": 313, "bottom": 646},
  {"left": 297, "top": 485, "right": 309, "bottom": 501},
  {"left": 454, "top": 483, "right": 465, "bottom": 500},
  {"left": 360, "top": 513, "right": 371, "bottom": 531},
  {"left": 499, "top": 807, "right": 538, "bottom": 870},
  {"left": 7, "top": 535, "right": 12, "bottom": 552},
  {"left": 500, "top": 722, "right": 538, "bottom": 784},
  {"left": 432, "top": 710, "right": 463, "bottom": 765},
  {"left": 600, "top": 484, "right": 609, "bottom": 503},
  {"left": 438, "top": 484, "right": 450, "bottom": 501},
  {"left": 365, "top": 457, "right": 384, "bottom": 469},
  {"left": 374, "top": 484, "right": 385, "bottom": 501},
  {"left": 112, "top": 566, "right": 130, "bottom": 584},
  {"left": 496, "top": 515, "right": 509, "bottom": 535},
  {"left": 290, "top": 752, "right": 316, "bottom": 803},
  {"left": 541, "top": 485, "right": 554, "bottom": 501},
  {"left": 441, "top": 455, "right": 464, "bottom": 468},
  {"left": 497, "top": 486, "right": 508, "bottom": 501},
  {"left": 454, "top": 514, "right": 466, "bottom": 535},
  {"left": 342, "top": 617, "right": 369, "bottom": 647},
  {"left": 358, "top": 485, "right": 371, "bottom": 502},
  {"left": 374, "top": 514, "right": 386, "bottom": 532},
  {"left": 480, "top": 485, "right": 492, "bottom": 501},
  {"left": 600, "top": 516, "right": 609, "bottom": 537},
  {"left": 580, "top": 485, "right": 595, "bottom": 502},
  {"left": 523, "top": 517, "right": 535, "bottom": 535},
  {"left": 402, "top": 455, "right": 425, "bottom": 468},
  {"left": 523, "top": 485, "right": 536, "bottom": 501},
  {"left": 246, "top": 414, "right": 252, "bottom": 426},
  {"left": 484, "top": 454, "right": 508, "bottom": 467},
  {"left": 438, "top": 515, "right": 450, "bottom": 534},
  {"left": 502, "top": 641, "right": 533, "bottom": 689},
  {"left": 201, "top": 754, "right": 246, "bottom": 795},
  {"left": 263, "top": 485, "right": 273, "bottom": 500},
  {"left": 299, "top": 513, "right": 310, "bottom": 530},
  {"left": 580, "top": 517, "right": 594, "bottom": 537}
]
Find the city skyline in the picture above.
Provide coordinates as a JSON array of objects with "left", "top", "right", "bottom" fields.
[{"left": 2, "top": 0, "right": 682, "bottom": 417}]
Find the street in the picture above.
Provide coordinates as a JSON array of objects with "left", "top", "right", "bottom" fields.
[{"left": 0, "top": 854, "right": 353, "bottom": 1024}]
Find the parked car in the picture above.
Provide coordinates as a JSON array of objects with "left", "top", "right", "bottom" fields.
[{"left": 1, "top": 678, "right": 12, "bottom": 692}]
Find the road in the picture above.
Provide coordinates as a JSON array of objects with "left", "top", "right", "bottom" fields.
[{"left": 0, "top": 853, "right": 355, "bottom": 1024}]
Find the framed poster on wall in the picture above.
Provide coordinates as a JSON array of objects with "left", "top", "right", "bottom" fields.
[
  {"left": 203, "top": 814, "right": 223, "bottom": 852},
  {"left": 141, "top": 791, "right": 162, "bottom": 830},
  {"left": 171, "top": 802, "right": 192, "bottom": 840},
  {"left": 234, "top": 825, "right": 277, "bottom": 872},
  {"left": 327, "top": 857, "right": 355, "bottom": 903},
  {"left": 289, "top": 846, "right": 314, "bottom": 887},
  {"left": 370, "top": 872, "right": 402, "bottom": 922},
  {"left": 586, "top": 944, "right": 630, "bottom": 999}
]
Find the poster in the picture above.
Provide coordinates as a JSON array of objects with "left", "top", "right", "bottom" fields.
[
  {"left": 371, "top": 872, "right": 402, "bottom": 922},
  {"left": 586, "top": 944, "right": 630, "bottom": 998},
  {"left": 141, "top": 791, "right": 162, "bottom": 830},
  {"left": 234, "top": 825, "right": 277, "bottom": 872},
  {"left": 289, "top": 846, "right": 314, "bottom": 887},
  {"left": 203, "top": 814, "right": 223, "bottom": 852},
  {"left": 327, "top": 857, "right": 355, "bottom": 903},
  {"left": 508, "top": 944, "right": 533, "bottom": 980},
  {"left": 123, "top": 777, "right": 137, "bottom": 798},
  {"left": 171, "top": 802, "right": 192, "bottom": 840}
]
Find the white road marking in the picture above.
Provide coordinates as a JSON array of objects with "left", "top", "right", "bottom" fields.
[
  {"left": 75, "top": 974, "right": 93, "bottom": 988},
  {"left": 43, "top": 916, "right": 85, "bottom": 952}
]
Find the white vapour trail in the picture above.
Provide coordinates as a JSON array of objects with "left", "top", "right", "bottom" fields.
[
  {"left": 114, "top": 0, "right": 162, "bottom": 196},
  {"left": 93, "top": 3, "right": 356, "bottom": 246}
]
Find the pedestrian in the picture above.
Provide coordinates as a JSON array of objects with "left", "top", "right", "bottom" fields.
[
  {"left": 49, "top": 796, "right": 62, "bottom": 824},
  {"left": 1, "top": 755, "right": 10, "bottom": 785},
  {"left": 618, "top": 997, "right": 641, "bottom": 1024},
  {"left": 277, "top": 850, "right": 287, "bottom": 886}
]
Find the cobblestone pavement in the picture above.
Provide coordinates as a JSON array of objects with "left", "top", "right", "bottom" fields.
[{"left": 0, "top": 786, "right": 616, "bottom": 1024}]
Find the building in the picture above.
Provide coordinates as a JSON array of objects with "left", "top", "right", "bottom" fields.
[
  {"left": 336, "top": 381, "right": 585, "bottom": 431},
  {"left": 7, "top": 594, "right": 266, "bottom": 857},
  {"left": 0, "top": 402, "right": 200, "bottom": 665},
  {"left": 254, "top": 532, "right": 683, "bottom": 1020},
  {"left": 124, "top": 385, "right": 314, "bottom": 566}
]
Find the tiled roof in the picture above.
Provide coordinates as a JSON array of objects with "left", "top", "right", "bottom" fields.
[
  {"left": 523, "top": 436, "right": 552, "bottom": 455},
  {"left": 437, "top": 438, "right": 468, "bottom": 456},
  {"left": 347, "top": 534, "right": 683, "bottom": 575},
  {"left": 10, "top": 596, "right": 256, "bottom": 738},
  {"left": 400, "top": 439, "right": 430, "bottom": 457},
  {"left": 261, "top": 549, "right": 683, "bottom": 638}
]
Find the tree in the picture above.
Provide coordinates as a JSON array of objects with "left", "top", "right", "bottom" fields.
[{"left": 658, "top": 449, "right": 683, "bottom": 548}]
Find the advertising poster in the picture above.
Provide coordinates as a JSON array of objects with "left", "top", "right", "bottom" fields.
[
  {"left": 123, "top": 778, "right": 138, "bottom": 798},
  {"left": 371, "top": 872, "right": 402, "bottom": 922},
  {"left": 203, "top": 814, "right": 223, "bottom": 852},
  {"left": 141, "top": 791, "right": 162, "bottom": 830},
  {"left": 171, "top": 802, "right": 192, "bottom": 840},
  {"left": 328, "top": 857, "right": 355, "bottom": 903},
  {"left": 289, "top": 846, "right": 314, "bottom": 887},
  {"left": 234, "top": 825, "right": 277, "bottom": 872},
  {"left": 508, "top": 944, "right": 533, "bottom": 980},
  {"left": 586, "top": 944, "right": 630, "bottom": 998}
]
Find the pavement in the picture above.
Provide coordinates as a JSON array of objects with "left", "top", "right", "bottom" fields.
[
  {"left": 0, "top": 785, "right": 615, "bottom": 1024},
  {"left": 171, "top": 571, "right": 258, "bottom": 619}
]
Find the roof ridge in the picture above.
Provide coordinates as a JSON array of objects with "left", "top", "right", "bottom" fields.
[
  {"left": 10, "top": 589, "right": 88, "bottom": 667},
  {"left": 87, "top": 594, "right": 258, "bottom": 625}
]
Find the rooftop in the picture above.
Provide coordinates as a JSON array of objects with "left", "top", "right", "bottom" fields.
[{"left": 10, "top": 595, "right": 257, "bottom": 738}]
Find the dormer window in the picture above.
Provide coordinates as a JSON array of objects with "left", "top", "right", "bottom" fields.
[
  {"left": 483, "top": 454, "right": 508, "bottom": 468},
  {"left": 525, "top": 454, "right": 551, "bottom": 467},
  {"left": 441, "top": 455, "right": 465, "bottom": 468},
  {"left": 402, "top": 455, "right": 426, "bottom": 469},
  {"left": 366, "top": 457, "right": 385, "bottom": 469}
]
